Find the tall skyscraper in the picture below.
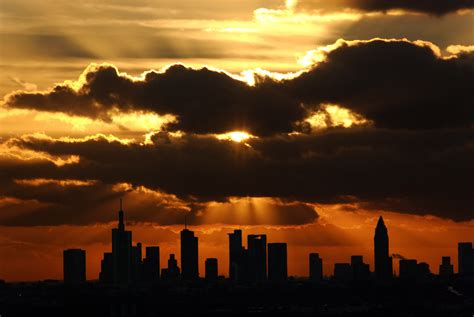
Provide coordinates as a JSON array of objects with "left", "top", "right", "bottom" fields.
[
  {"left": 205, "top": 258, "right": 218, "bottom": 282},
  {"left": 374, "top": 216, "right": 392, "bottom": 280},
  {"left": 112, "top": 200, "right": 133, "bottom": 285},
  {"left": 63, "top": 249, "right": 86, "bottom": 284},
  {"left": 458, "top": 242, "right": 474, "bottom": 275},
  {"left": 143, "top": 246, "right": 160, "bottom": 282},
  {"left": 247, "top": 234, "right": 267, "bottom": 282},
  {"left": 439, "top": 256, "right": 454, "bottom": 278},
  {"left": 180, "top": 222, "right": 199, "bottom": 281},
  {"left": 228, "top": 229, "right": 245, "bottom": 281},
  {"left": 309, "top": 253, "right": 323, "bottom": 282},
  {"left": 131, "top": 242, "right": 143, "bottom": 282},
  {"left": 268, "top": 243, "right": 287, "bottom": 282}
]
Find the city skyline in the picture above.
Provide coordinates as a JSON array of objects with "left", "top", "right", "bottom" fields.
[{"left": 60, "top": 202, "right": 473, "bottom": 284}]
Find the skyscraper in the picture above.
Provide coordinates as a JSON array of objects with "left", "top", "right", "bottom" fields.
[
  {"left": 99, "top": 252, "right": 113, "bottom": 284},
  {"left": 374, "top": 216, "right": 392, "bottom": 280},
  {"left": 131, "top": 242, "right": 143, "bottom": 282},
  {"left": 228, "top": 229, "right": 245, "bottom": 281},
  {"left": 205, "top": 258, "right": 218, "bottom": 282},
  {"left": 63, "top": 249, "right": 86, "bottom": 284},
  {"left": 309, "top": 253, "right": 323, "bottom": 282},
  {"left": 143, "top": 246, "right": 160, "bottom": 282},
  {"left": 247, "top": 234, "right": 267, "bottom": 282},
  {"left": 180, "top": 223, "right": 199, "bottom": 281},
  {"left": 112, "top": 200, "right": 133, "bottom": 285},
  {"left": 268, "top": 243, "right": 287, "bottom": 282},
  {"left": 458, "top": 242, "right": 474, "bottom": 275}
]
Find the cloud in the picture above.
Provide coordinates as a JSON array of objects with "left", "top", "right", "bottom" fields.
[
  {"left": 1, "top": 127, "right": 473, "bottom": 222},
  {"left": 294, "top": 0, "right": 474, "bottom": 15},
  {"left": 4, "top": 39, "right": 473, "bottom": 136}
]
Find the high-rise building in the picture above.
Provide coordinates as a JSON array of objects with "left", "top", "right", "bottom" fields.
[
  {"left": 309, "top": 253, "right": 323, "bottom": 282},
  {"left": 205, "top": 258, "right": 218, "bottom": 282},
  {"left": 458, "top": 242, "right": 474, "bottom": 275},
  {"left": 131, "top": 242, "right": 143, "bottom": 282},
  {"left": 229, "top": 229, "right": 245, "bottom": 281},
  {"left": 63, "top": 249, "right": 86, "bottom": 284},
  {"left": 439, "top": 256, "right": 454, "bottom": 278},
  {"left": 143, "top": 246, "right": 160, "bottom": 282},
  {"left": 99, "top": 252, "right": 113, "bottom": 284},
  {"left": 180, "top": 225, "right": 199, "bottom": 281},
  {"left": 247, "top": 234, "right": 267, "bottom": 282},
  {"left": 374, "top": 216, "right": 392, "bottom": 280},
  {"left": 112, "top": 200, "right": 133, "bottom": 285},
  {"left": 161, "top": 254, "right": 180, "bottom": 281},
  {"left": 268, "top": 243, "right": 287, "bottom": 282},
  {"left": 351, "top": 255, "right": 370, "bottom": 282}
]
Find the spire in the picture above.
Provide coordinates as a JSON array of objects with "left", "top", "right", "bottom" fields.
[
  {"left": 377, "top": 216, "right": 385, "bottom": 227},
  {"left": 118, "top": 198, "right": 124, "bottom": 231}
]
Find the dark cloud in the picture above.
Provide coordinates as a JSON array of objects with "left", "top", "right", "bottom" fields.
[
  {"left": 286, "top": 39, "right": 474, "bottom": 130},
  {"left": 2, "top": 127, "right": 473, "bottom": 221},
  {"left": 4, "top": 39, "right": 474, "bottom": 135},
  {"left": 295, "top": 0, "right": 474, "bottom": 15}
]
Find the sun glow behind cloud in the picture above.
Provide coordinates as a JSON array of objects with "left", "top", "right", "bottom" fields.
[{"left": 216, "top": 131, "right": 254, "bottom": 143}]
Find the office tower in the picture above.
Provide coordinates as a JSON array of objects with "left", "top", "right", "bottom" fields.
[
  {"left": 399, "top": 259, "right": 418, "bottom": 279},
  {"left": 99, "top": 252, "right": 113, "bottom": 284},
  {"left": 112, "top": 200, "right": 133, "bottom": 285},
  {"left": 143, "top": 246, "right": 160, "bottom": 282},
  {"left": 334, "top": 263, "right": 352, "bottom": 282},
  {"left": 309, "top": 253, "right": 323, "bottom": 282},
  {"left": 268, "top": 243, "right": 288, "bottom": 282},
  {"left": 439, "top": 256, "right": 454, "bottom": 278},
  {"left": 161, "top": 254, "right": 180, "bottom": 281},
  {"left": 248, "top": 234, "right": 267, "bottom": 283},
  {"left": 180, "top": 225, "right": 199, "bottom": 281},
  {"left": 63, "top": 249, "right": 86, "bottom": 284},
  {"left": 351, "top": 255, "right": 370, "bottom": 281},
  {"left": 131, "top": 242, "right": 143, "bottom": 283},
  {"left": 205, "top": 258, "right": 218, "bottom": 282},
  {"left": 229, "top": 229, "right": 245, "bottom": 281},
  {"left": 458, "top": 242, "right": 474, "bottom": 275},
  {"left": 374, "top": 216, "right": 392, "bottom": 280}
]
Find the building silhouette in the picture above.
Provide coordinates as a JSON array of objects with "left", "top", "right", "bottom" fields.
[
  {"left": 99, "top": 200, "right": 148, "bottom": 285},
  {"left": 248, "top": 234, "right": 267, "bottom": 282},
  {"left": 143, "top": 246, "right": 160, "bottom": 282},
  {"left": 439, "top": 256, "right": 453, "bottom": 278},
  {"left": 458, "top": 242, "right": 474, "bottom": 275},
  {"left": 180, "top": 222, "right": 199, "bottom": 281},
  {"left": 228, "top": 229, "right": 246, "bottom": 282},
  {"left": 374, "top": 216, "right": 393, "bottom": 280},
  {"left": 399, "top": 259, "right": 431, "bottom": 281},
  {"left": 268, "top": 243, "right": 287, "bottom": 282},
  {"left": 111, "top": 200, "right": 133, "bottom": 285},
  {"left": 205, "top": 258, "right": 218, "bottom": 282},
  {"left": 309, "top": 253, "right": 323, "bottom": 282},
  {"left": 351, "top": 255, "right": 370, "bottom": 282},
  {"left": 63, "top": 249, "right": 86, "bottom": 284},
  {"left": 161, "top": 254, "right": 180, "bottom": 281}
]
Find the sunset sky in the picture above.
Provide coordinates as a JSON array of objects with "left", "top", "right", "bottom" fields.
[{"left": 0, "top": 0, "right": 473, "bottom": 281}]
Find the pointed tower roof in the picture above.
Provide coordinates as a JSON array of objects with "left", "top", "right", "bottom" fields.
[{"left": 375, "top": 216, "right": 387, "bottom": 235}]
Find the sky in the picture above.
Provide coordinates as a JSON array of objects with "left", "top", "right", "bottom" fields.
[{"left": 0, "top": 0, "right": 473, "bottom": 281}]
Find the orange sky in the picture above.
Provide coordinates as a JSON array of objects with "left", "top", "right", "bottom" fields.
[{"left": 1, "top": 205, "right": 473, "bottom": 281}]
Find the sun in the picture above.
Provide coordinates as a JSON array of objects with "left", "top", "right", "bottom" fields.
[{"left": 216, "top": 131, "right": 252, "bottom": 143}]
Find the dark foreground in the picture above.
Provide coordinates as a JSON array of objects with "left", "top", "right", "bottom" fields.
[{"left": 1, "top": 278, "right": 473, "bottom": 317}]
